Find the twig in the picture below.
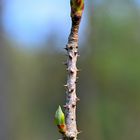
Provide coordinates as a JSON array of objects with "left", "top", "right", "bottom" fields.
[{"left": 63, "top": 0, "right": 84, "bottom": 139}]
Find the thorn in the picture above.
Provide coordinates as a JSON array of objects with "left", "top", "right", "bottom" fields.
[
  {"left": 64, "top": 47, "right": 68, "bottom": 51},
  {"left": 77, "top": 69, "right": 81, "bottom": 72},
  {"left": 76, "top": 97, "right": 80, "bottom": 102},
  {"left": 77, "top": 130, "right": 82, "bottom": 134},
  {"left": 69, "top": 54, "right": 73, "bottom": 59},
  {"left": 66, "top": 68, "right": 69, "bottom": 72},
  {"left": 64, "top": 84, "right": 68, "bottom": 87}
]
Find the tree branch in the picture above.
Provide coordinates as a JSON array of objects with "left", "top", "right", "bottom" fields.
[{"left": 63, "top": 1, "right": 84, "bottom": 139}]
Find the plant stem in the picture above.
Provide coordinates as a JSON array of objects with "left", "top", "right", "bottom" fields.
[{"left": 63, "top": 1, "right": 84, "bottom": 139}]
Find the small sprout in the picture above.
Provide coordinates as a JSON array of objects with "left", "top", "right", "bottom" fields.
[{"left": 55, "top": 106, "right": 67, "bottom": 134}]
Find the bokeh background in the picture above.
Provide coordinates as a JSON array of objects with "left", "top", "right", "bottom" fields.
[{"left": 1, "top": 0, "right": 140, "bottom": 140}]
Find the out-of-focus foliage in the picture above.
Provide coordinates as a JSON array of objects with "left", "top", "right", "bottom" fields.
[{"left": 1, "top": 0, "right": 140, "bottom": 140}]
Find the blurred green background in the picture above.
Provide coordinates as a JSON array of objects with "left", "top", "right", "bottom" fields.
[{"left": 0, "top": 0, "right": 140, "bottom": 140}]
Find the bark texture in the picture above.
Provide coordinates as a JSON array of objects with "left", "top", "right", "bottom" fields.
[{"left": 62, "top": 1, "right": 84, "bottom": 139}]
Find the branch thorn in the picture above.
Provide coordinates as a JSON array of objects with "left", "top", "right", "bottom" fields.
[
  {"left": 64, "top": 84, "right": 68, "bottom": 87},
  {"left": 76, "top": 97, "right": 80, "bottom": 102}
]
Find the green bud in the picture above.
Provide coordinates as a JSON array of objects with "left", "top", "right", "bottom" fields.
[
  {"left": 70, "top": 0, "right": 84, "bottom": 17},
  {"left": 55, "top": 106, "right": 65, "bottom": 125}
]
